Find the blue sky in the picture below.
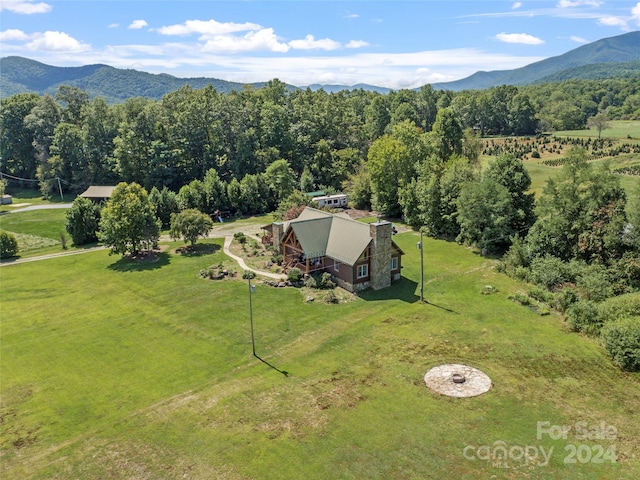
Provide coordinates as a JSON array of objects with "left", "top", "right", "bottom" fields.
[{"left": 1, "top": 0, "right": 639, "bottom": 89}]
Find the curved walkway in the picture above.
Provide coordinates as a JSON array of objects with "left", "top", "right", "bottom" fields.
[{"left": 223, "top": 236, "right": 285, "bottom": 280}]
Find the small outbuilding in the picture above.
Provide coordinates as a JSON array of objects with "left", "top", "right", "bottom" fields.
[{"left": 79, "top": 186, "right": 117, "bottom": 203}]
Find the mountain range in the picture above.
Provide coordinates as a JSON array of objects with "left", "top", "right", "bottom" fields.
[{"left": 1, "top": 31, "right": 638, "bottom": 103}]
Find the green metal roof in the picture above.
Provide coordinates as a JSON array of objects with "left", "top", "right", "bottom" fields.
[{"left": 284, "top": 207, "right": 373, "bottom": 266}]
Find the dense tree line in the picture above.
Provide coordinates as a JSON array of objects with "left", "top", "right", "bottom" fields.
[{"left": 2, "top": 77, "right": 639, "bottom": 209}]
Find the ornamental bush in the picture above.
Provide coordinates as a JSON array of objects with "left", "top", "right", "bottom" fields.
[
  {"left": 0, "top": 231, "right": 18, "bottom": 259},
  {"left": 601, "top": 317, "right": 640, "bottom": 372},
  {"left": 566, "top": 300, "right": 601, "bottom": 335},
  {"left": 287, "top": 267, "right": 303, "bottom": 283}
]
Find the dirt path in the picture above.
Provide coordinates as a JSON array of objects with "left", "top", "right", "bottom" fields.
[{"left": 0, "top": 246, "right": 108, "bottom": 266}]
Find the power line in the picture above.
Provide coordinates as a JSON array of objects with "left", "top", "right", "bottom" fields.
[{"left": 0, "top": 171, "right": 39, "bottom": 183}]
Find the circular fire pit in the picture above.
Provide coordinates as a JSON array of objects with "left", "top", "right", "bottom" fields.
[{"left": 424, "top": 364, "right": 491, "bottom": 398}]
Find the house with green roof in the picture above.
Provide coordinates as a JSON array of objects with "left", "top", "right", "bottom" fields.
[{"left": 266, "top": 207, "right": 404, "bottom": 291}]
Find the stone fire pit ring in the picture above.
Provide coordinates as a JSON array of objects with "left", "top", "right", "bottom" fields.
[{"left": 424, "top": 364, "right": 492, "bottom": 398}]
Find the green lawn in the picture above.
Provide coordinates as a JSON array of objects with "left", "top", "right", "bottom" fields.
[
  {"left": 1, "top": 232, "right": 638, "bottom": 479},
  {"left": 0, "top": 208, "right": 71, "bottom": 257},
  {"left": 552, "top": 120, "right": 640, "bottom": 141}
]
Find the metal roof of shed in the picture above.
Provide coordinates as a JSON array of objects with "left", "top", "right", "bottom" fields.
[{"left": 79, "top": 185, "right": 117, "bottom": 199}]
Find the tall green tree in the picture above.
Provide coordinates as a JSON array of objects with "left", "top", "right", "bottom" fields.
[
  {"left": 526, "top": 148, "right": 627, "bottom": 263},
  {"left": 55, "top": 86, "right": 89, "bottom": 125},
  {"left": 485, "top": 154, "right": 536, "bottom": 235},
  {"left": 456, "top": 179, "right": 518, "bottom": 254},
  {"left": 149, "top": 186, "right": 179, "bottom": 228},
  {"left": 99, "top": 182, "right": 160, "bottom": 256},
  {"left": 431, "top": 108, "right": 463, "bottom": 162},
  {"left": 0, "top": 93, "right": 40, "bottom": 179},
  {"left": 264, "top": 159, "right": 296, "bottom": 206}
]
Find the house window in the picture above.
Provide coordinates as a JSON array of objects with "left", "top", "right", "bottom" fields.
[
  {"left": 391, "top": 257, "right": 398, "bottom": 271},
  {"left": 357, "top": 264, "right": 368, "bottom": 279},
  {"left": 334, "top": 260, "right": 339, "bottom": 272}
]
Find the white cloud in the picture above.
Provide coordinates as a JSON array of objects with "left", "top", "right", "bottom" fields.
[
  {"left": 157, "top": 19, "right": 262, "bottom": 38},
  {"left": 512, "top": 2, "right": 523, "bottom": 9},
  {"left": 0, "top": 28, "right": 30, "bottom": 41},
  {"left": 557, "top": 0, "right": 602, "bottom": 7},
  {"left": 128, "top": 20, "right": 148, "bottom": 30},
  {"left": 597, "top": 16, "right": 629, "bottom": 28},
  {"left": 202, "top": 28, "right": 289, "bottom": 53},
  {"left": 495, "top": 32, "right": 544, "bottom": 45},
  {"left": 108, "top": 23, "right": 119, "bottom": 29},
  {"left": 344, "top": 13, "right": 359, "bottom": 19},
  {"left": 289, "top": 34, "right": 341, "bottom": 51},
  {"left": 632, "top": 2, "right": 640, "bottom": 25},
  {"left": 346, "top": 40, "right": 369, "bottom": 49},
  {"left": 25, "top": 31, "right": 90, "bottom": 52},
  {"left": 570, "top": 35, "right": 588, "bottom": 43},
  {"left": 0, "top": 0, "right": 51, "bottom": 14}
]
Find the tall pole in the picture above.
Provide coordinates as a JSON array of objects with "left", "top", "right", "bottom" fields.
[
  {"left": 420, "top": 229, "right": 424, "bottom": 303},
  {"left": 57, "top": 177, "right": 64, "bottom": 202},
  {"left": 248, "top": 276, "right": 256, "bottom": 356}
]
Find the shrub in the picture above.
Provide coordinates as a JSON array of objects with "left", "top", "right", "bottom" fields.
[
  {"left": 509, "top": 291, "right": 530, "bottom": 306},
  {"left": 553, "top": 287, "right": 579, "bottom": 313},
  {"left": 528, "top": 285, "right": 553, "bottom": 304},
  {"left": 320, "top": 272, "right": 335, "bottom": 289},
  {"left": 0, "top": 231, "right": 18, "bottom": 259},
  {"left": 287, "top": 267, "right": 303, "bottom": 282},
  {"left": 233, "top": 232, "right": 247, "bottom": 244},
  {"left": 576, "top": 265, "right": 613, "bottom": 302},
  {"left": 566, "top": 300, "right": 601, "bottom": 335},
  {"left": 529, "top": 256, "right": 567, "bottom": 290},
  {"left": 531, "top": 150, "right": 541, "bottom": 158},
  {"left": 304, "top": 275, "right": 317, "bottom": 288},
  {"left": 324, "top": 291, "right": 338, "bottom": 304},
  {"left": 601, "top": 317, "right": 640, "bottom": 371},
  {"left": 597, "top": 293, "right": 640, "bottom": 325},
  {"left": 271, "top": 254, "right": 283, "bottom": 266}
]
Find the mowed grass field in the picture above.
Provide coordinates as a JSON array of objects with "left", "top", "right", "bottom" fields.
[{"left": 1, "top": 228, "right": 639, "bottom": 479}]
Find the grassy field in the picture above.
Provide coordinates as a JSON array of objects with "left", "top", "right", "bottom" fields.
[
  {"left": 481, "top": 120, "right": 640, "bottom": 198},
  {"left": 1, "top": 227, "right": 639, "bottom": 479}
]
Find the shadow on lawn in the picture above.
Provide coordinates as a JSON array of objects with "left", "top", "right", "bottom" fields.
[
  {"left": 360, "top": 276, "right": 420, "bottom": 303},
  {"left": 175, "top": 243, "right": 221, "bottom": 257},
  {"left": 107, "top": 251, "right": 170, "bottom": 272}
]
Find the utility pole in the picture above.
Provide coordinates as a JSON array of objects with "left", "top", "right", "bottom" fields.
[
  {"left": 244, "top": 270, "right": 257, "bottom": 357},
  {"left": 419, "top": 229, "right": 424, "bottom": 302},
  {"left": 56, "top": 177, "right": 64, "bottom": 202}
]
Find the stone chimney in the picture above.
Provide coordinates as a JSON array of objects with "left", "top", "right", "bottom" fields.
[
  {"left": 272, "top": 222, "right": 284, "bottom": 251},
  {"left": 369, "top": 220, "right": 392, "bottom": 290}
]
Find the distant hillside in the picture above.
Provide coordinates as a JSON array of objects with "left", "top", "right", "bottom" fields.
[
  {"left": 431, "top": 30, "right": 640, "bottom": 91},
  {"left": 0, "top": 56, "right": 295, "bottom": 103},
  {"left": 307, "top": 83, "right": 392, "bottom": 94},
  {"left": 2, "top": 31, "right": 639, "bottom": 101}
]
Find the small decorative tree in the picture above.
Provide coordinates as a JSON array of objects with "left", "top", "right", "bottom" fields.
[
  {"left": 0, "top": 231, "right": 19, "bottom": 259},
  {"left": 169, "top": 208, "right": 214, "bottom": 247}
]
